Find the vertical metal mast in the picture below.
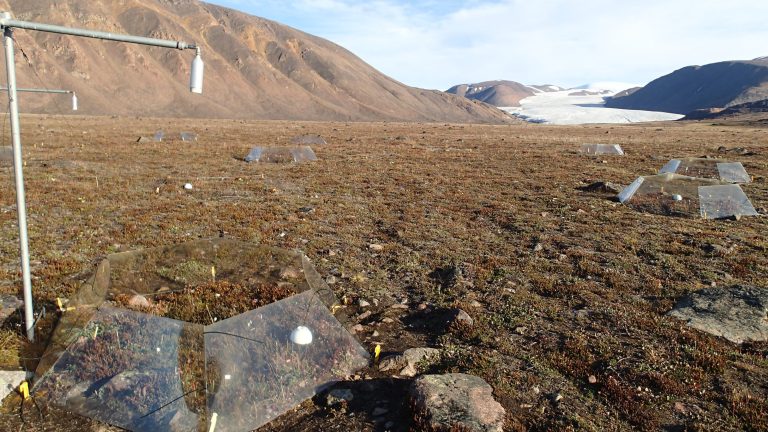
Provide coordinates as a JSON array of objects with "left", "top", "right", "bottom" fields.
[{"left": 2, "top": 20, "right": 34, "bottom": 340}]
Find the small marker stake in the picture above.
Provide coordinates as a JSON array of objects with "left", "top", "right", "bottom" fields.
[
  {"left": 211, "top": 266, "right": 216, "bottom": 282},
  {"left": 19, "top": 381, "right": 29, "bottom": 400},
  {"left": 209, "top": 412, "right": 218, "bottom": 432},
  {"left": 374, "top": 344, "right": 381, "bottom": 362},
  {"left": 56, "top": 298, "right": 75, "bottom": 312},
  {"left": 93, "top": 325, "right": 99, "bottom": 339}
]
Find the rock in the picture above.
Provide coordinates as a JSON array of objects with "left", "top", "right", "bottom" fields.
[
  {"left": 351, "top": 324, "right": 365, "bottom": 333},
  {"left": 372, "top": 330, "right": 380, "bottom": 337},
  {"left": 452, "top": 309, "right": 474, "bottom": 326},
  {"left": 379, "top": 347, "right": 441, "bottom": 376},
  {"left": 183, "top": 183, "right": 193, "bottom": 190},
  {"left": 326, "top": 275, "right": 338, "bottom": 285},
  {"left": 128, "top": 294, "right": 150, "bottom": 308},
  {"left": 668, "top": 285, "right": 768, "bottom": 343},
  {"left": 359, "top": 299, "right": 371, "bottom": 308},
  {"left": 578, "top": 181, "right": 623, "bottom": 194},
  {"left": 326, "top": 388, "right": 354, "bottom": 406},
  {"left": 357, "top": 311, "right": 372, "bottom": 321},
  {"left": 469, "top": 300, "right": 482, "bottom": 308},
  {"left": 411, "top": 373, "right": 505, "bottom": 432},
  {"left": 369, "top": 244, "right": 384, "bottom": 251},
  {"left": 390, "top": 303, "right": 408, "bottom": 310},
  {"left": 417, "top": 303, "right": 429, "bottom": 311},
  {"left": 532, "top": 243, "right": 543, "bottom": 253},
  {"left": 588, "top": 375, "right": 597, "bottom": 384},
  {"left": 0, "top": 370, "right": 28, "bottom": 401}
]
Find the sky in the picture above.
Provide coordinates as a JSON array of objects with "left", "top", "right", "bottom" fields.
[{"left": 207, "top": 0, "right": 768, "bottom": 90}]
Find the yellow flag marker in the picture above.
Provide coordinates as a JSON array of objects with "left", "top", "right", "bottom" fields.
[
  {"left": 374, "top": 344, "right": 381, "bottom": 362},
  {"left": 211, "top": 266, "right": 216, "bottom": 282},
  {"left": 19, "top": 381, "right": 29, "bottom": 400},
  {"left": 56, "top": 298, "right": 75, "bottom": 312},
  {"left": 93, "top": 325, "right": 99, "bottom": 339}
]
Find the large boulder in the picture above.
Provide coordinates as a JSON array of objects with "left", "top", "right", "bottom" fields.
[
  {"left": 668, "top": 285, "right": 768, "bottom": 343},
  {"left": 410, "top": 373, "right": 505, "bottom": 432}
]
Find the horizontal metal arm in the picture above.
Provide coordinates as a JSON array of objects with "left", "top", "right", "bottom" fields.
[
  {"left": 0, "top": 87, "right": 73, "bottom": 94},
  {"left": 0, "top": 16, "right": 195, "bottom": 50}
]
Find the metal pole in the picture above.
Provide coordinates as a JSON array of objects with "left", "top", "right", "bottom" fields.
[
  {"left": 2, "top": 26, "right": 34, "bottom": 341},
  {"left": 1, "top": 87, "right": 73, "bottom": 94}
]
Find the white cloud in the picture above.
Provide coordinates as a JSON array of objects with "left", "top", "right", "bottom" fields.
[{"left": 209, "top": 0, "right": 768, "bottom": 89}]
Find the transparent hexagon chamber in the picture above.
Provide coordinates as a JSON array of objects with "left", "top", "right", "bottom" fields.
[{"left": 33, "top": 239, "right": 369, "bottom": 432}]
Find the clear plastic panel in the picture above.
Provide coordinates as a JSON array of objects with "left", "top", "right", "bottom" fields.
[
  {"left": 658, "top": 159, "right": 681, "bottom": 174},
  {"left": 33, "top": 307, "right": 206, "bottom": 432},
  {"left": 0, "top": 146, "right": 12, "bottom": 166},
  {"left": 618, "top": 177, "right": 645, "bottom": 203},
  {"left": 153, "top": 131, "right": 165, "bottom": 142},
  {"left": 290, "top": 146, "right": 318, "bottom": 162},
  {"left": 290, "top": 135, "right": 327, "bottom": 146},
  {"left": 716, "top": 162, "right": 751, "bottom": 184},
  {"left": 204, "top": 290, "right": 369, "bottom": 432},
  {"left": 180, "top": 132, "right": 198, "bottom": 142},
  {"left": 580, "top": 144, "right": 624, "bottom": 155},
  {"left": 698, "top": 185, "right": 759, "bottom": 220},
  {"left": 244, "top": 147, "right": 262, "bottom": 162}
]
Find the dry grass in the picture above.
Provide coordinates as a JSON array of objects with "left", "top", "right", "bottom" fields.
[{"left": 0, "top": 114, "right": 766, "bottom": 431}]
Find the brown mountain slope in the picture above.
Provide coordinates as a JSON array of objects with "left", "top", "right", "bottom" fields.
[
  {"left": 446, "top": 80, "right": 536, "bottom": 107},
  {"left": 0, "top": 0, "right": 510, "bottom": 123},
  {"left": 605, "top": 58, "right": 768, "bottom": 114}
]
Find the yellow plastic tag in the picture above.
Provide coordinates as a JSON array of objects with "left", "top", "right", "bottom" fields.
[
  {"left": 211, "top": 266, "right": 216, "bottom": 281},
  {"left": 19, "top": 381, "right": 29, "bottom": 400},
  {"left": 93, "top": 325, "right": 99, "bottom": 339},
  {"left": 374, "top": 344, "right": 381, "bottom": 362},
  {"left": 57, "top": 298, "right": 75, "bottom": 312},
  {"left": 331, "top": 304, "right": 342, "bottom": 314}
]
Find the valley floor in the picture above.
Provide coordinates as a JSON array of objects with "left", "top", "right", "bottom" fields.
[{"left": 0, "top": 115, "right": 767, "bottom": 431}]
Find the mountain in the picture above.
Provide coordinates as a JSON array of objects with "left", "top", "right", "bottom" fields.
[
  {"left": 682, "top": 99, "right": 768, "bottom": 120},
  {"left": 0, "top": 0, "right": 510, "bottom": 123},
  {"left": 605, "top": 58, "right": 768, "bottom": 114},
  {"left": 446, "top": 80, "right": 564, "bottom": 107}
]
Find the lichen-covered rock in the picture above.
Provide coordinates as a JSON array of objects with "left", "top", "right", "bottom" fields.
[
  {"left": 668, "top": 285, "right": 768, "bottom": 343},
  {"left": 411, "top": 373, "right": 505, "bottom": 432},
  {"left": 379, "top": 347, "right": 440, "bottom": 377}
]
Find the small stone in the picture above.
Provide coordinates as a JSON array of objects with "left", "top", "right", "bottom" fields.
[
  {"left": 328, "top": 250, "right": 337, "bottom": 257},
  {"left": 390, "top": 303, "right": 408, "bottom": 310},
  {"left": 369, "top": 244, "right": 384, "bottom": 251},
  {"left": 533, "top": 243, "right": 543, "bottom": 253},
  {"left": 358, "top": 311, "right": 372, "bottom": 321},
  {"left": 674, "top": 402, "right": 687, "bottom": 413},
  {"left": 588, "top": 375, "right": 597, "bottom": 384},
  {"left": 469, "top": 300, "right": 482, "bottom": 308},
  {"left": 554, "top": 393, "right": 563, "bottom": 403},
  {"left": 351, "top": 324, "right": 364, "bottom": 333},
  {"left": 326, "top": 388, "right": 354, "bottom": 406},
  {"left": 359, "top": 299, "right": 371, "bottom": 308},
  {"left": 326, "top": 276, "right": 338, "bottom": 285},
  {"left": 381, "top": 317, "right": 394, "bottom": 323},
  {"left": 183, "top": 183, "right": 193, "bottom": 190},
  {"left": 372, "top": 330, "right": 380, "bottom": 337},
  {"left": 372, "top": 407, "right": 389, "bottom": 416},
  {"left": 514, "top": 326, "right": 527, "bottom": 335},
  {"left": 417, "top": 303, "right": 428, "bottom": 311},
  {"left": 453, "top": 309, "right": 473, "bottom": 326},
  {"left": 128, "top": 294, "right": 150, "bottom": 308}
]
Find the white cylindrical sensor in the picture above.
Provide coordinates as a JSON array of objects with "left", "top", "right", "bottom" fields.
[{"left": 190, "top": 49, "right": 204, "bottom": 94}]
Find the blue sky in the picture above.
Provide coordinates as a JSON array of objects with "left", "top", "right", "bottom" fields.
[{"left": 206, "top": 0, "right": 768, "bottom": 90}]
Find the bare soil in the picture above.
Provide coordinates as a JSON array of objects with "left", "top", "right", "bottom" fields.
[{"left": 1, "top": 114, "right": 767, "bottom": 431}]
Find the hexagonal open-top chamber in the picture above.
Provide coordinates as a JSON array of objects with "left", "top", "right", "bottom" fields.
[
  {"left": 244, "top": 146, "right": 317, "bottom": 163},
  {"left": 33, "top": 239, "right": 368, "bottom": 432},
  {"left": 618, "top": 173, "right": 759, "bottom": 219},
  {"left": 580, "top": 144, "right": 624, "bottom": 155},
  {"left": 658, "top": 158, "right": 751, "bottom": 183}
]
